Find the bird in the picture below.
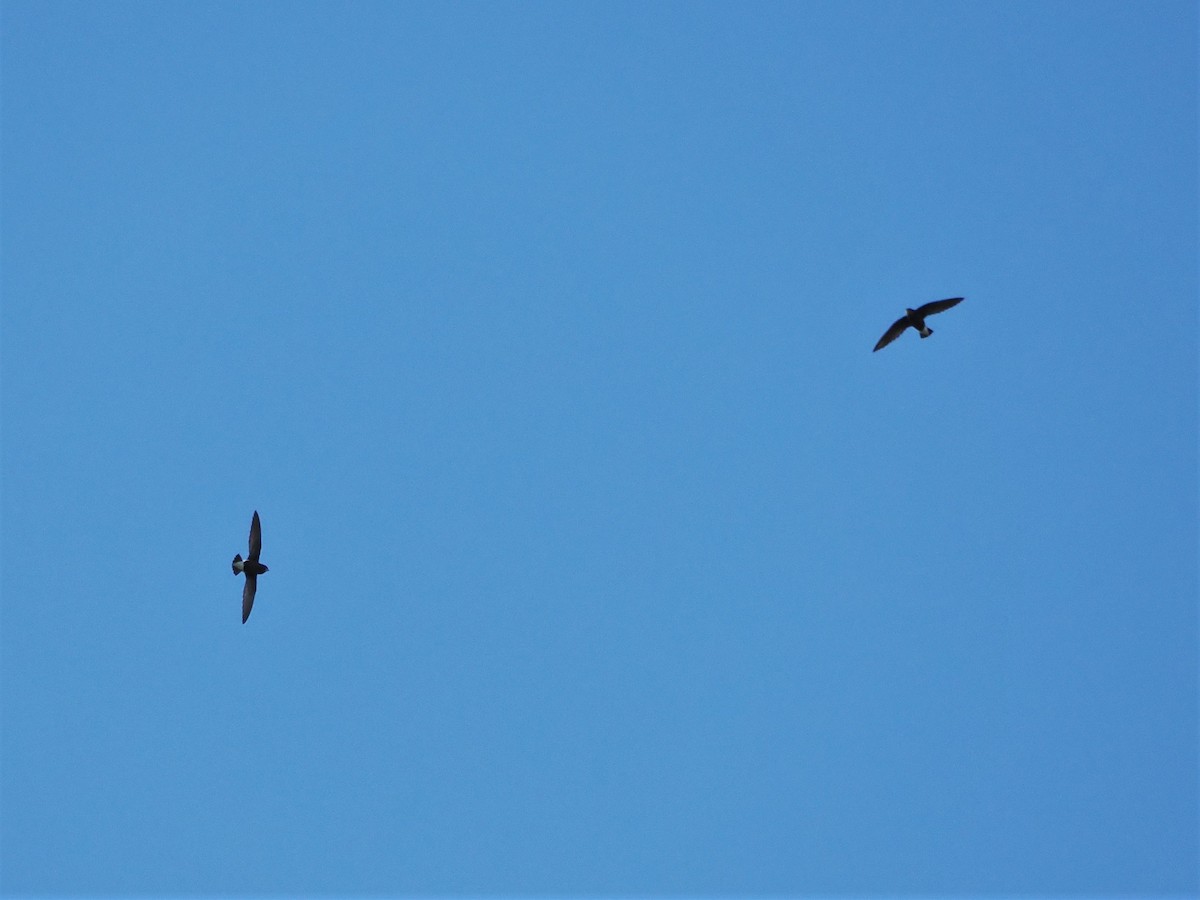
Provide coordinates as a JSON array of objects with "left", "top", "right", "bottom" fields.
[
  {"left": 873, "top": 297, "right": 964, "bottom": 352},
  {"left": 232, "top": 510, "right": 268, "bottom": 623}
]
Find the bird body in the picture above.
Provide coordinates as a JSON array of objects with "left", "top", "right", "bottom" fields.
[
  {"left": 873, "top": 297, "right": 964, "bottom": 351},
  {"left": 232, "top": 510, "right": 268, "bottom": 623},
  {"left": 231, "top": 554, "right": 268, "bottom": 576},
  {"left": 906, "top": 308, "right": 934, "bottom": 338}
]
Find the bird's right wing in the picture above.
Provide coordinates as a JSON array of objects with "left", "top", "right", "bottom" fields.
[
  {"left": 873, "top": 317, "right": 909, "bottom": 352},
  {"left": 915, "top": 297, "right": 963, "bottom": 317},
  {"left": 248, "top": 510, "right": 262, "bottom": 561},
  {"left": 242, "top": 573, "right": 257, "bottom": 624}
]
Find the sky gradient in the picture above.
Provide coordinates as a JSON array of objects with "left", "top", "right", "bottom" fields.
[{"left": 2, "top": 1, "right": 1197, "bottom": 896}]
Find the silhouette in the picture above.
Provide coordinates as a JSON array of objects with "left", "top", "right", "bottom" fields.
[
  {"left": 232, "top": 510, "right": 269, "bottom": 623},
  {"left": 873, "top": 297, "right": 964, "bottom": 352}
]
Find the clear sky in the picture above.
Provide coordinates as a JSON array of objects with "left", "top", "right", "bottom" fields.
[{"left": 2, "top": 1, "right": 1196, "bottom": 896}]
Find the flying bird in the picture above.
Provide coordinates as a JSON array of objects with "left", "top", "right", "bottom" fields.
[
  {"left": 232, "top": 510, "right": 269, "bottom": 623},
  {"left": 873, "top": 297, "right": 964, "bottom": 352}
]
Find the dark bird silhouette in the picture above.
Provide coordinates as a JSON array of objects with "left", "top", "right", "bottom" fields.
[
  {"left": 873, "top": 297, "right": 964, "bottom": 352},
  {"left": 232, "top": 510, "right": 268, "bottom": 623}
]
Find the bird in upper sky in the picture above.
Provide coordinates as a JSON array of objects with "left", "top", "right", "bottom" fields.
[
  {"left": 232, "top": 510, "right": 268, "bottom": 623},
  {"left": 873, "top": 297, "right": 964, "bottom": 352}
]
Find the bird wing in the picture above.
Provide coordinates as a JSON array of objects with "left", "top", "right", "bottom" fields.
[
  {"left": 242, "top": 573, "right": 257, "bottom": 624},
  {"left": 873, "top": 317, "right": 910, "bottom": 352},
  {"left": 915, "top": 296, "right": 963, "bottom": 318},
  {"left": 248, "top": 510, "right": 262, "bottom": 561}
]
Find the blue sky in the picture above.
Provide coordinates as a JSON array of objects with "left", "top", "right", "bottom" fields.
[{"left": 2, "top": 1, "right": 1196, "bottom": 896}]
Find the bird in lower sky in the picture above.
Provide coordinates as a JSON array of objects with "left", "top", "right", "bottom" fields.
[
  {"left": 873, "top": 297, "right": 964, "bottom": 352},
  {"left": 232, "top": 510, "right": 268, "bottom": 623}
]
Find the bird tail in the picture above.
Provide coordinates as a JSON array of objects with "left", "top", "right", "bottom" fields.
[
  {"left": 919, "top": 326, "right": 933, "bottom": 338},
  {"left": 232, "top": 553, "right": 243, "bottom": 574}
]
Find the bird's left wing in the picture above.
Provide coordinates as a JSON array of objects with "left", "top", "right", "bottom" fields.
[
  {"left": 873, "top": 317, "right": 909, "bottom": 352},
  {"left": 248, "top": 510, "right": 262, "bottom": 561},
  {"left": 915, "top": 297, "right": 964, "bottom": 317}
]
